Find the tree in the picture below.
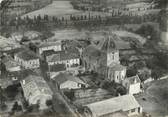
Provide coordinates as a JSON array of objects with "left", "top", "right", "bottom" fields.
[
  {"left": 12, "top": 102, "right": 22, "bottom": 112},
  {"left": 126, "top": 67, "right": 137, "bottom": 77},
  {"left": 156, "top": 52, "right": 168, "bottom": 69},
  {"left": 0, "top": 87, "right": 7, "bottom": 110},
  {"left": 138, "top": 69, "right": 151, "bottom": 82},
  {"left": 116, "top": 86, "right": 127, "bottom": 96},
  {"left": 46, "top": 100, "right": 52, "bottom": 107},
  {"left": 135, "top": 24, "right": 160, "bottom": 43}
]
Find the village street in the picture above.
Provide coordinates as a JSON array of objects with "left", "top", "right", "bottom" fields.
[{"left": 39, "top": 60, "right": 78, "bottom": 117}]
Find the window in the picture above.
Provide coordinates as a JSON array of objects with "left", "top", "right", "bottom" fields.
[
  {"left": 138, "top": 107, "right": 141, "bottom": 113},
  {"left": 131, "top": 109, "right": 136, "bottom": 113},
  {"left": 117, "top": 76, "right": 119, "bottom": 80}
]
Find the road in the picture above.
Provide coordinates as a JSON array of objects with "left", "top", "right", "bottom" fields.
[{"left": 40, "top": 60, "right": 78, "bottom": 117}]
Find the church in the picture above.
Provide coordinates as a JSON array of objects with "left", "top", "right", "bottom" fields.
[{"left": 83, "top": 34, "right": 126, "bottom": 83}]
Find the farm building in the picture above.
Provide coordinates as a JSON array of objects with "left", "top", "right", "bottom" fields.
[{"left": 84, "top": 95, "right": 142, "bottom": 117}]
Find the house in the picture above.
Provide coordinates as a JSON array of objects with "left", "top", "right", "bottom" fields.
[
  {"left": 53, "top": 73, "right": 88, "bottom": 90},
  {"left": 84, "top": 95, "right": 142, "bottom": 117},
  {"left": 45, "top": 47, "right": 81, "bottom": 72},
  {"left": 83, "top": 34, "right": 126, "bottom": 83},
  {"left": 14, "top": 50, "right": 40, "bottom": 69},
  {"left": 1, "top": 55, "right": 21, "bottom": 72},
  {"left": 123, "top": 75, "right": 141, "bottom": 95},
  {"left": 35, "top": 41, "right": 62, "bottom": 54},
  {"left": 20, "top": 75, "right": 53, "bottom": 110}
]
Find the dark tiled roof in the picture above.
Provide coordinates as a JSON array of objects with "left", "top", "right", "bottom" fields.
[
  {"left": 47, "top": 47, "right": 80, "bottom": 62},
  {"left": 36, "top": 41, "right": 61, "bottom": 48},
  {"left": 98, "top": 34, "right": 120, "bottom": 52},
  {"left": 43, "top": 50, "right": 63, "bottom": 57},
  {"left": 83, "top": 45, "right": 101, "bottom": 59},
  {"left": 16, "top": 50, "right": 39, "bottom": 60},
  {"left": 49, "top": 64, "right": 66, "bottom": 72}
]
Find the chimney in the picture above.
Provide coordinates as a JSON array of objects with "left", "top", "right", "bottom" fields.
[
  {"left": 23, "top": 80, "right": 25, "bottom": 85},
  {"left": 134, "top": 77, "right": 137, "bottom": 84}
]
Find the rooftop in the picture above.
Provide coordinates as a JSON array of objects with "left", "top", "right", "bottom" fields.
[
  {"left": 2, "top": 55, "right": 20, "bottom": 70},
  {"left": 36, "top": 41, "right": 61, "bottom": 48},
  {"left": 21, "top": 75, "right": 53, "bottom": 99},
  {"left": 16, "top": 50, "right": 39, "bottom": 60},
  {"left": 97, "top": 33, "right": 120, "bottom": 53},
  {"left": 83, "top": 45, "right": 101, "bottom": 59},
  {"left": 125, "top": 75, "right": 141, "bottom": 85},
  {"left": 49, "top": 64, "right": 66, "bottom": 72},
  {"left": 0, "top": 35, "right": 21, "bottom": 51},
  {"left": 54, "top": 73, "right": 86, "bottom": 85},
  {"left": 47, "top": 47, "right": 80, "bottom": 62},
  {"left": 85, "top": 95, "right": 141, "bottom": 117}
]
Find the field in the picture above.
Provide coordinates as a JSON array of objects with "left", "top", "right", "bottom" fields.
[
  {"left": 22, "top": 1, "right": 81, "bottom": 18},
  {"left": 22, "top": 0, "right": 112, "bottom": 20},
  {"left": 136, "top": 79, "right": 168, "bottom": 117},
  {"left": 113, "top": 31, "right": 147, "bottom": 45}
]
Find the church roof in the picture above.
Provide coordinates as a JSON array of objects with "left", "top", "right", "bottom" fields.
[{"left": 97, "top": 33, "right": 120, "bottom": 52}]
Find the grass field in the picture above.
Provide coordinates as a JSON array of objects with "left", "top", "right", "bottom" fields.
[
  {"left": 113, "top": 31, "right": 147, "bottom": 45},
  {"left": 22, "top": 1, "right": 81, "bottom": 18}
]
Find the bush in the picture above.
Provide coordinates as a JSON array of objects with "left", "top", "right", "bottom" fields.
[
  {"left": 12, "top": 102, "right": 22, "bottom": 112},
  {"left": 0, "top": 104, "right": 7, "bottom": 111},
  {"left": 27, "top": 104, "right": 39, "bottom": 112},
  {"left": 126, "top": 68, "right": 137, "bottom": 77},
  {"left": 116, "top": 86, "right": 127, "bottom": 96}
]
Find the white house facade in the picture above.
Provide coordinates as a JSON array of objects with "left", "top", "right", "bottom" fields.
[
  {"left": 37, "top": 41, "right": 62, "bottom": 54},
  {"left": 123, "top": 75, "right": 141, "bottom": 95},
  {"left": 14, "top": 50, "right": 40, "bottom": 69}
]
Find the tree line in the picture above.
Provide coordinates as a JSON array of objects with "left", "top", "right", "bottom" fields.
[{"left": 6, "top": 12, "right": 159, "bottom": 29}]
